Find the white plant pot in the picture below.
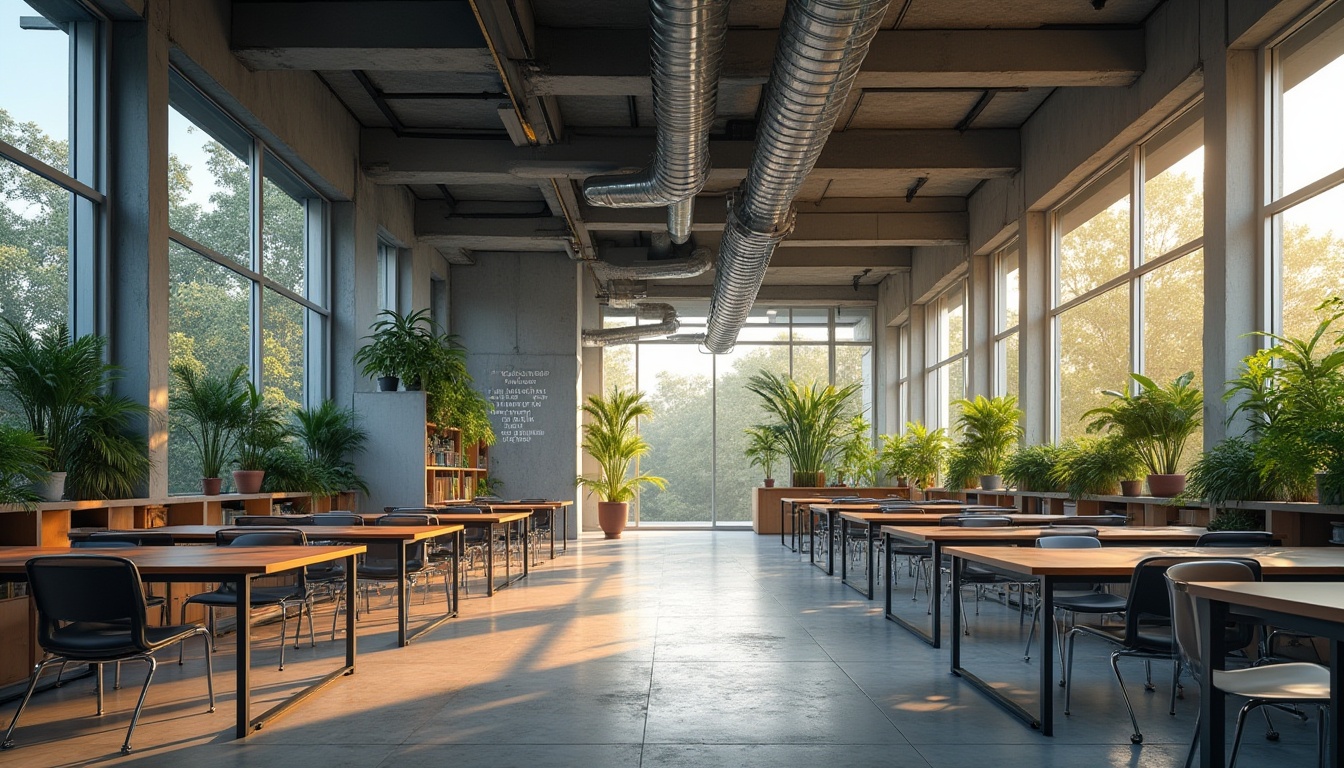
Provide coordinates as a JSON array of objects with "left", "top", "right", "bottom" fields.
[{"left": 35, "top": 471, "right": 67, "bottom": 502}]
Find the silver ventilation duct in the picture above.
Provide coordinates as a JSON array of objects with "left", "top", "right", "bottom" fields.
[
  {"left": 703, "top": 0, "right": 891, "bottom": 353},
  {"left": 591, "top": 246, "right": 714, "bottom": 282},
  {"left": 582, "top": 303, "right": 681, "bottom": 347},
  {"left": 580, "top": 0, "right": 729, "bottom": 244}
]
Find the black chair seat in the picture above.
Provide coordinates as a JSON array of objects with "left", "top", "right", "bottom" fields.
[
  {"left": 1074, "top": 622, "right": 1173, "bottom": 652},
  {"left": 186, "top": 586, "right": 303, "bottom": 607},
  {"left": 891, "top": 544, "right": 932, "bottom": 556},
  {"left": 48, "top": 622, "right": 205, "bottom": 659},
  {"left": 1055, "top": 592, "right": 1127, "bottom": 613},
  {"left": 356, "top": 562, "right": 426, "bottom": 580}
]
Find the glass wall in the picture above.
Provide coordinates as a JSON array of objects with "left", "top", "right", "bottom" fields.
[
  {"left": 0, "top": 0, "right": 101, "bottom": 336},
  {"left": 994, "top": 243, "right": 1020, "bottom": 398},
  {"left": 167, "top": 72, "right": 329, "bottom": 493},
  {"left": 601, "top": 304, "right": 875, "bottom": 526},
  {"left": 925, "top": 282, "right": 966, "bottom": 432},
  {"left": 1270, "top": 3, "right": 1344, "bottom": 340},
  {"left": 1052, "top": 102, "right": 1205, "bottom": 447}
]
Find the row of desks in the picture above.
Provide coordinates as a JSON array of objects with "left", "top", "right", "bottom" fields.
[{"left": 796, "top": 500, "right": 1344, "bottom": 767}]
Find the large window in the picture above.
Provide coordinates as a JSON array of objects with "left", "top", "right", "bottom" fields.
[
  {"left": 925, "top": 283, "right": 966, "bottom": 431},
  {"left": 0, "top": 0, "right": 102, "bottom": 336},
  {"left": 1053, "top": 103, "right": 1205, "bottom": 444},
  {"left": 1269, "top": 3, "right": 1344, "bottom": 340},
  {"left": 994, "top": 243, "right": 1020, "bottom": 398},
  {"left": 601, "top": 304, "right": 875, "bottom": 526},
  {"left": 167, "top": 73, "right": 328, "bottom": 493}
]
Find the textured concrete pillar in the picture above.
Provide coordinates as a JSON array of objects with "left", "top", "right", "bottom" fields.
[
  {"left": 966, "top": 252, "right": 993, "bottom": 398},
  {"left": 1019, "top": 211, "right": 1050, "bottom": 444}
]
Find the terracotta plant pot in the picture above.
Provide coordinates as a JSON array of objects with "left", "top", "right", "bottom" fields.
[
  {"left": 1145, "top": 473, "right": 1186, "bottom": 498},
  {"left": 1119, "top": 479, "right": 1143, "bottom": 497},
  {"left": 597, "top": 501, "right": 629, "bottom": 539},
  {"left": 376, "top": 375, "right": 399, "bottom": 392},
  {"left": 202, "top": 477, "right": 223, "bottom": 496},
  {"left": 232, "top": 470, "right": 265, "bottom": 494},
  {"left": 763, "top": 478, "right": 775, "bottom": 488}
]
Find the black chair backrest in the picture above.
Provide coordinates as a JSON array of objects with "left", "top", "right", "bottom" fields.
[
  {"left": 215, "top": 527, "right": 308, "bottom": 547},
  {"left": 939, "top": 515, "right": 1013, "bottom": 527},
  {"left": 440, "top": 505, "right": 485, "bottom": 514},
  {"left": 1037, "top": 526, "right": 1099, "bottom": 538},
  {"left": 1196, "top": 530, "right": 1276, "bottom": 547},
  {"left": 72, "top": 539, "right": 137, "bottom": 549},
  {"left": 379, "top": 514, "right": 437, "bottom": 526},
  {"left": 1123, "top": 556, "right": 1265, "bottom": 644},
  {"left": 310, "top": 513, "right": 364, "bottom": 526},
  {"left": 519, "top": 498, "right": 548, "bottom": 504},
  {"left": 392, "top": 507, "right": 438, "bottom": 515},
  {"left": 233, "top": 515, "right": 314, "bottom": 527},
  {"left": 1063, "top": 515, "right": 1128, "bottom": 526},
  {"left": 84, "top": 531, "right": 176, "bottom": 546},
  {"left": 472, "top": 496, "right": 503, "bottom": 504},
  {"left": 27, "top": 555, "right": 149, "bottom": 653}
]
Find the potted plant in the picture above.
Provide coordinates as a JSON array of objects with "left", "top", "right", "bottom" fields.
[
  {"left": 901, "top": 422, "right": 949, "bottom": 490},
  {"left": 0, "top": 320, "right": 150, "bottom": 500},
  {"left": 746, "top": 371, "right": 860, "bottom": 487},
  {"left": 576, "top": 387, "right": 667, "bottom": 539},
  {"left": 942, "top": 446, "right": 981, "bottom": 492},
  {"left": 232, "top": 381, "right": 287, "bottom": 494},
  {"left": 1051, "top": 436, "right": 1145, "bottom": 500},
  {"left": 744, "top": 424, "right": 785, "bottom": 487},
  {"left": 1003, "top": 442, "right": 1066, "bottom": 493},
  {"left": 0, "top": 425, "right": 48, "bottom": 508},
  {"left": 878, "top": 433, "right": 912, "bottom": 486},
  {"left": 169, "top": 363, "right": 247, "bottom": 495},
  {"left": 1084, "top": 371, "right": 1203, "bottom": 497},
  {"left": 1180, "top": 437, "right": 1276, "bottom": 509},
  {"left": 353, "top": 309, "right": 434, "bottom": 391},
  {"left": 953, "top": 395, "right": 1023, "bottom": 490},
  {"left": 832, "top": 415, "right": 877, "bottom": 487}
]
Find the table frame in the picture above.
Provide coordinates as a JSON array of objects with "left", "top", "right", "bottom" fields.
[
  {"left": 430, "top": 512, "right": 532, "bottom": 595},
  {"left": 0, "top": 545, "right": 362, "bottom": 739}
]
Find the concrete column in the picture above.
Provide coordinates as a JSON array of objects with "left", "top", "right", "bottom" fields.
[
  {"left": 966, "top": 252, "right": 993, "bottom": 398},
  {"left": 1202, "top": 14, "right": 1261, "bottom": 443},
  {"left": 1019, "top": 211, "right": 1051, "bottom": 444},
  {"left": 330, "top": 201, "right": 358, "bottom": 406},
  {"left": 107, "top": 8, "right": 170, "bottom": 497},
  {"left": 908, "top": 303, "right": 929, "bottom": 426}
]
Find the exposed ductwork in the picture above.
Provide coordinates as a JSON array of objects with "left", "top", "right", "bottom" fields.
[
  {"left": 703, "top": 0, "right": 891, "bottom": 353},
  {"left": 581, "top": 303, "right": 681, "bottom": 347},
  {"left": 590, "top": 246, "right": 714, "bottom": 282},
  {"left": 580, "top": 0, "right": 729, "bottom": 244}
]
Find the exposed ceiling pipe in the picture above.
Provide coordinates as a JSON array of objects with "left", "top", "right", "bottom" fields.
[
  {"left": 703, "top": 0, "right": 891, "bottom": 353},
  {"left": 582, "top": 303, "right": 681, "bottom": 347},
  {"left": 580, "top": 0, "right": 729, "bottom": 244},
  {"left": 590, "top": 246, "right": 714, "bottom": 282}
]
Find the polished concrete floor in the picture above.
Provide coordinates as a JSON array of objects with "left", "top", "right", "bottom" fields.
[{"left": 0, "top": 531, "right": 1326, "bottom": 767}]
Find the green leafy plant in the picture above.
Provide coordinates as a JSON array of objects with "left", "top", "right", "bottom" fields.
[
  {"left": 1051, "top": 436, "right": 1145, "bottom": 500},
  {"left": 0, "top": 425, "right": 48, "bottom": 507},
  {"left": 943, "top": 446, "right": 981, "bottom": 492},
  {"left": 744, "top": 424, "right": 785, "bottom": 481},
  {"left": 953, "top": 395, "right": 1023, "bottom": 477},
  {"left": 169, "top": 363, "right": 247, "bottom": 480},
  {"left": 289, "top": 400, "right": 370, "bottom": 495},
  {"left": 1179, "top": 437, "right": 1276, "bottom": 509},
  {"left": 478, "top": 474, "right": 505, "bottom": 497},
  {"left": 1205, "top": 507, "right": 1265, "bottom": 532},
  {"left": 1084, "top": 371, "right": 1203, "bottom": 476},
  {"left": 0, "top": 320, "right": 149, "bottom": 499},
  {"left": 746, "top": 371, "right": 860, "bottom": 487},
  {"left": 234, "top": 382, "right": 288, "bottom": 472},
  {"left": 422, "top": 330, "right": 496, "bottom": 447},
  {"left": 352, "top": 308, "right": 434, "bottom": 383},
  {"left": 1003, "top": 443, "right": 1067, "bottom": 492},
  {"left": 576, "top": 387, "right": 667, "bottom": 503},
  {"left": 832, "top": 415, "right": 878, "bottom": 486},
  {"left": 878, "top": 433, "right": 912, "bottom": 483},
  {"left": 899, "top": 422, "right": 950, "bottom": 489}
]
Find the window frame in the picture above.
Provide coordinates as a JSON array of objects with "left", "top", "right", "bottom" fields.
[
  {"left": 993, "top": 241, "right": 1020, "bottom": 397},
  {"left": 925, "top": 281, "right": 967, "bottom": 432}
]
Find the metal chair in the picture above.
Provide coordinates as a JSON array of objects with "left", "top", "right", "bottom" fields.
[
  {"left": 232, "top": 514, "right": 315, "bottom": 526},
  {"left": 2, "top": 555, "right": 214, "bottom": 755},
  {"left": 1023, "top": 534, "right": 1125, "bottom": 675},
  {"left": 938, "top": 514, "right": 1013, "bottom": 527},
  {"left": 1166, "top": 559, "right": 1328, "bottom": 768},
  {"left": 1195, "top": 530, "right": 1277, "bottom": 547},
  {"left": 1057, "top": 515, "right": 1128, "bottom": 526},
  {"left": 356, "top": 515, "right": 451, "bottom": 612},
  {"left": 179, "top": 528, "right": 313, "bottom": 671}
]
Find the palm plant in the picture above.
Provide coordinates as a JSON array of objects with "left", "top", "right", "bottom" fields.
[
  {"left": 289, "top": 400, "right": 370, "bottom": 495},
  {"left": 744, "top": 424, "right": 785, "bottom": 483},
  {"left": 745, "top": 371, "right": 861, "bottom": 487},
  {"left": 901, "top": 422, "right": 950, "bottom": 489},
  {"left": 0, "top": 320, "right": 149, "bottom": 499},
  {"left": 169, "top": 363, "right": 248, "bottom": 483},
  {"left": 1084, "top": 371, "right": 1203, "bottom": 476},
  {"left": 832, "top": 415, "right": 878, "bottom": 486},
  {"left": 943, "top": 446, "right": 981, "bottom": 492},
  {"left": 234, "top": 383, "right": 289, "bottom": 472},
  {"left": 576, "top": 387, "right": 667, "bottom": 503},
  {"left": 0, "top": 425, "right": 48, "bottom": 507},
  {"left": 878, "top": 433, "right": 913, "bottom": 484},
  {"left": 953, "top": 395, "right": 1023, "bottom": 481}
]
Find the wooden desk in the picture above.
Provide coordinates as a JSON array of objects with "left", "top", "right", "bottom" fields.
[
  {"left": 941, "top": 546, "right": 1344, "bottom": 737},
  {"left": 71, "top": 525, "right": 465, "bottom": 647},
  {"left": 807, "top": 504, "right": 1019, "bottom": 576},
  {"left": 876, "top": 526, "right": 1206, "bottom": 646},
  {"left": 1184, "top": 582, "right": 1344, "bottom": 768},
  {"left": 0, "top": 544, "right": 363, "bottom": 739},
  {"left": 779, "top": 497, "right": 830, "bottom": 552},
  {"left": 428, "top": 511, "right": 532, "bottom": 595},
  {"left": 474, "top": 501, "right": 571, "bottom": 561}
]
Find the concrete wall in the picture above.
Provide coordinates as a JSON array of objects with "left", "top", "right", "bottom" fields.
[{"left": 450, "top": 253, "right": 582, "bottom": 537}]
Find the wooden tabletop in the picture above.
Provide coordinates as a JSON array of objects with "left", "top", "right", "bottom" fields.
[
  {"left": 819, "top": 503, "right": 1015, "bottom": 514},
  {"left": 942, "top": 546, "right": 1344, "bottom": 577},
  {"left": 0, "top": 544, "right": 367, "bottom": 576},
  {"left": 72, "top": 524, "right": 463, "bottom": 544},
  {"left": 429, "top": 511, "right": 532, "bottom": 524},
  {"left": 840, "top": 511, "right": 1060, "bottom": 525},
  {"left": 880, "top": 525, "right": 1206, "bottom": 543},
  {"left": 475, "top": 502, "right": 566, "bottom": 511},
  {"left": 1185, "top": 581, "right": 1344, "bottom": 625}
]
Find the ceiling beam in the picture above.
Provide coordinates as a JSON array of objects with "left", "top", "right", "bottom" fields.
[
  {"left": 364, "top": 129, "right": 1019, "bottom": 185},
  {"left": 231, "top": 1, "right": 494, "bottom": 71}
]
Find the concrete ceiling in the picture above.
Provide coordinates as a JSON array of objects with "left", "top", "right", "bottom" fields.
[{"left": 230, "top": 0, "right": 1164, "bottom": 292}]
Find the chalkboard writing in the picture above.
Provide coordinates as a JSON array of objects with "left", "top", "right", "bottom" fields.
[{"left": 489, "top": 369, "right": 550, "bottom": 444}]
